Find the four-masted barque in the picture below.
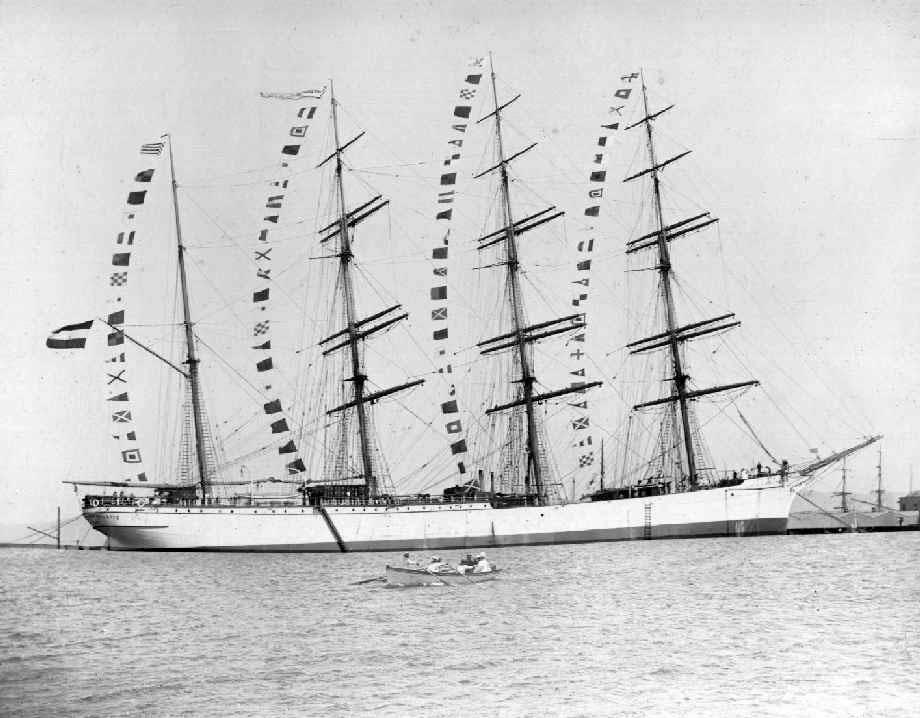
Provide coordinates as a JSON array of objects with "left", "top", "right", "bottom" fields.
[{"left": 69, "top": 62, "right": 878, "bottom": 551}]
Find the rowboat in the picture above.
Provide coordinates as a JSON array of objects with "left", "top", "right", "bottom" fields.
[{"left": 385, "top": 564, "right": 500, "bottom": 586}]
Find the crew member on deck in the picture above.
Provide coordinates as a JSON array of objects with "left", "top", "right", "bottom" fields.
[
  {"left": 403, "top": 552, "right": 418, "bottom": 567},
  {"left": 472, "top": 552, "right": 492, "bottom": 573}
]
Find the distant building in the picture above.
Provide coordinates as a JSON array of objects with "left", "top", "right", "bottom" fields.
[{"left": 898, "top": 493, "right": 920, "bottom": 512}]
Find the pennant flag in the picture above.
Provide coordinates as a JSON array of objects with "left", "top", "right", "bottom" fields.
[
  {"left": 601, "top": 123, "right": 619, "bottom": 130},
  {"left": 108, "top": 392, "right": 129, "bottom": 402},
  {"left": 140, "top": 142, "right": 164, "bottom": 155},
  {"left": 134, "top": 169, "right": 155, "bottom": 182},
  {"left": 46, "top": 319, "right": 93, "bottom": 349},
  {"left": 252, "top": 340, "right": 272, "bottom": 350},
  {"left": 264, "top": 399, "right": 282, "bottom": 414},
  {"left": 260, "top": 88, "right": 326, "bottom": 100},
  {"left": 286, "top": 459, "right": 306, "bottom": 474},
  {"left": 281, "top": 145, "right": 301, "bottom": 156},
  {"left": 270, "top": 419, "right": 289, "bottom": 434}
]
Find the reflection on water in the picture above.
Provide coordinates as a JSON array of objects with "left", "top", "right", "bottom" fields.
[{"left": 1, "top": 533, "right": 918, "bottom": 717}]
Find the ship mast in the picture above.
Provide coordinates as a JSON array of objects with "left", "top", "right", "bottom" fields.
[
  {"left": 166, "top": 135, "right": 210, "bottom": 500},
  {"left": 317, "top": 81, "right": 423, "bottom": 499},
  {"left": 623, "top": 71, "right": 757, "bottom": 490},
  {"left": 834, "top": 458, "right": 851, "bottom": 513},
  {"left": 331, "top": 82, "right": 374, "bottom": 495},
  {"left": 475, "top": 54, "right": 599, "bottom": 501},
  {"left": 874, "top": 447, "right": 884, "bottom": 511}
]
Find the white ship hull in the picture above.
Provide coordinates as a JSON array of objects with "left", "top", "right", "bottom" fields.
[{"left": 83, "top": 478, "right": 796, "bottom": 551}]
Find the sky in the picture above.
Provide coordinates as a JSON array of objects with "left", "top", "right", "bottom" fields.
[{"left": 1, "top": 0, "right": 919, "bottom": 533}]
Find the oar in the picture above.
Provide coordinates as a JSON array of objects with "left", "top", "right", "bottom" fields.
[{"left": 351, "top": 576, "right": 386, "bottom": 585}]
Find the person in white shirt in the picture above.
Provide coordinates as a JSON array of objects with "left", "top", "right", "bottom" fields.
[
  {"left": 472, "top": 552, "right": 492, "bottom": 573},
  {"left": 426, "top": 556, "right": 448, "bottom": 573}
]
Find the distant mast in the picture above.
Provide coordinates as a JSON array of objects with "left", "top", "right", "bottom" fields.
[
  {"left": 624, "top": 71, "right": 757, "bottom": 490},
  {"left": 834, "top": 458, "right": 851, "bottom": 513},
  {"left": 476, "top": 54, "right": 598, "bottom": 502},
  {"left": 874, "top": 447, "right": 883, "bottom": 511},
  {"left": 167, "top": 135, "right": 210, "bottom": 500}
]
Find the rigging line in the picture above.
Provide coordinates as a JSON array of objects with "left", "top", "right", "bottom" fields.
[
  {"left": 178, "top": 161, "right": 316, "bottom": 190},
  {"left": 180, "top": 189, "right": 311, "bottom": 315},
  {"left": 193, "top": 334, "right": 265, "bottom": 403},
  {"left": 176, "top": 156, "right": 309, "bottom": 186},
  {"left": 723, "top": 257, "right": 874, "bottom": 433},
  {"left": 675, "top": 272, "right": 839, "bottom": 446}
]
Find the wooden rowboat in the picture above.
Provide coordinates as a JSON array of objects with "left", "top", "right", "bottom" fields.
[{"left": 385, "top": 564, "right": 500, "bottom": 586}]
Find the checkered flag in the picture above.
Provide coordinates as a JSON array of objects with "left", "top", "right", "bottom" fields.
[
  {"left": 459, "top": 88, "right": 476, "bottom": 100},
  {"left": 578, "top": 454, "right": 594, "bottom": 467},
  {"left": 254, "top": 320, "right": 270, "bottom": 336},
  {"left": 110, "top": 272, "right": 127, "bottom": 286}
]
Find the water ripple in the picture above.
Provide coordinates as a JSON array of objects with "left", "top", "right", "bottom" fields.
[{"left": 1, "top": 534, "right": 919, "bottom": 716}]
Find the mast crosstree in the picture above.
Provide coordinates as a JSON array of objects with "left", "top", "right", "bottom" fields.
[
  {"left": 319, "top": 81, "right": 423, "bottom": 499},
  {"left": 476, "top": 55, "right": 598, "bottom": 502}
]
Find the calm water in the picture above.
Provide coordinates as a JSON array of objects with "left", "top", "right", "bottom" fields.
[{"left": 1, "top": 533, "right": 918, "bottom": 717}]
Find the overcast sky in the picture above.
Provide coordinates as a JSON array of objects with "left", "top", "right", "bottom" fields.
[{"left": 2, "top": 0, "right": 918, "bottom": 531}]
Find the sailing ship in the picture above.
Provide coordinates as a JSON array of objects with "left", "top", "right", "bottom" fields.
[{"left": 65, "top": 62, "right": 880, "bottom": 551}]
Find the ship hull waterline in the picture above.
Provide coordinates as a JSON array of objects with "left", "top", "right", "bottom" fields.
[{"left": 83, "top": 479, "right": 796, "bottom": 552}]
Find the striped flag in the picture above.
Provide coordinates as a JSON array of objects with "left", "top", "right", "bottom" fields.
[
  {"left": 140, "top": 142, "right": 164, "bottom": 155},
  {"left": 46, "top": 320, "right": 93, "bottom": 349}
]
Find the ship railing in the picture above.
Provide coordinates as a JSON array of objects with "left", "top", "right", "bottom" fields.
[{"left": 83, "top": 492, "right": 492, "bottom": 510}]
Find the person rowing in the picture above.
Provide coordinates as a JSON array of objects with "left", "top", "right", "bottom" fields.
[
  {"left": 457, "top": 553, "right": 476, "bottom": 574},
  {"left": 426, "top": 555, "right": 451, "bottom": 573},
  {"left": 472, "top": 551, "right": 492, "bottom": 573}
]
